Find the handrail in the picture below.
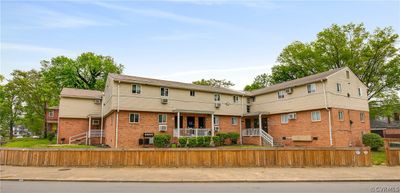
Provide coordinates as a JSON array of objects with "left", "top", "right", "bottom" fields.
[
  {"left": 173, "top": 128, "right": 211, "bottom": 137},
  {"left": 260, "top": 129, "right": 273, "bottom": 146}
]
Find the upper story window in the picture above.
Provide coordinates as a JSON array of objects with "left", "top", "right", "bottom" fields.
[
  {"left": 336, "top": 83, "right": 342, "bottom": 93},
  {"left": 246, "top": 105, "right": 250, "bottom": 113},
  {"left": 233, "top": 96, "right": 239, "bottom": 103},
  {"left": 307, "top": 83, "right": 316, "bottom": 93},
  {"left": 160, "top": 87, "right": 169, "bottom": 97},
  {"left": 311, "top": 111, "right": 321, "bottom": 122},
  {"left": 277, "top": 90, "right": 285, "bottom": 99},
  {"left": 48, "top": 110, "right": 54, "bottom": 117},
  {"left": 92, "top": 119, "right": 100, "bottom": 125},
  {"left": 346, "top": 71, "right": 350, "bottom": 79},
  {"left": 214, "top": 94, "right": 221, "bottom": 102},
  {"left": 338, "top": 111, "right": 344, "bottom": 121},
  {"left": 247, "top": 96, "right": 256, "bottom": 103},
  {"left": 129, "top": 113, "right": 140, "bottom": 123},
  {"left": 231, "top": 117, "right": 238, "bottom": 125},
  {"left": 360, "top": 112, "right": 365, "bottom": 122},
  {"left": 281, "top": 114, "right": 289, "bottom": 124},
  {"left": 132, "top": 84, "right": 141, "bottom": 94},
  {"left": 190, "top": 90, "right": 195, "bottom": 96},
  {"left": 158, "top": 114, "right": 167, "bottom": 124},
  {"left": 358, "top": 88, "right": 362, "bottom": 97}
]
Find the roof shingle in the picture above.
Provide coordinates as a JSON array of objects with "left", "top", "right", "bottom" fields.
[{"left": 60, "top": 88, "right": 102, "bottom": 99}]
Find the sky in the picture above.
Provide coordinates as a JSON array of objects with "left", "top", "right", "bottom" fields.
[{"left": 1, "top": 0, "right": 399, "bottom": 90}]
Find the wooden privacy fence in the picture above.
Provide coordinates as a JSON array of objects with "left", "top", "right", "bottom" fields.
[
  {"left": 0, "top": 147, "right": 371, "bottom": 168},
  {"left": 385, "top": 138, "right": 400, "bottom": 166}
]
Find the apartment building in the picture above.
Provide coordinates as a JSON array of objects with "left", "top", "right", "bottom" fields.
[{"left": 57, "top": 67, "right": 370, "bottom": 148}]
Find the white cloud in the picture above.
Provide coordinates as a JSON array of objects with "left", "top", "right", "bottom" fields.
[{"left": 1, "top": 43, "right": 74, "bottom": 55}]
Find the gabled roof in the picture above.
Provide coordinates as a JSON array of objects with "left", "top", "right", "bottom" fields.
[
  {"left": 60, "top": 88, "right": 102, "bottom": 99},
  {"left": 249, "top": 67, "right": 345, "bottom": 96},
  {"left": 109, "top": 73, "right": 244, "bottom": 95}
]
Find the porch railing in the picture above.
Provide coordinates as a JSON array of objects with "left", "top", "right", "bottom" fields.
[
  {"left": 173, "top": 128, "right": 211, "bottom": 137},
  {"left": 241, "top": 128, "right": 260, "bottom": 136},
  {"left": 242, "top": 128, "right": 274, "bottom": 146}
]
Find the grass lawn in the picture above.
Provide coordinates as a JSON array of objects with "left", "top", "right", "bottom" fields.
[
  {"left": 0, "top": 138, "right": 96, "bottom": 149},
  {"left": 218, "top": 144, "right": 271, "bottom": 149},
  {"left": 371, "top": 150, "right": 386, "bottom": 165}
]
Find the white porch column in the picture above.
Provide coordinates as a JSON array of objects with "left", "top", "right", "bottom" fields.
[
  {"left": 88, "top": 116, "right": 92, "bottom": 145},
  {"left": 177, "top": 112, "right": 180, "bottom": 138},
  {"left": 258, "top": 113, "right": 262, "bottom": 146},
  {"left": 211, "top": 114, "right": 215, "bottom": 137}
]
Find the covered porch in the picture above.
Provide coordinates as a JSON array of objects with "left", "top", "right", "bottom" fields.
[
  {"left": 172, "top": 110, "right": 216, "bottom": 138},
  {"left": 242, "top": 112, "right": 274, "bottom": 146}
]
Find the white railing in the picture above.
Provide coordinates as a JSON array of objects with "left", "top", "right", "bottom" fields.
[
  {"left": 69, "top": 130, "right": 104, "bottom": 145},
  {"left": 173, "top": 128, "right": 211, "bottom": 137},
  {"left": 242, "top": 128, "right": 274, "bottom": 146},
  {"left": 90, "top": 129, "right": 104, "bottom": 137}
]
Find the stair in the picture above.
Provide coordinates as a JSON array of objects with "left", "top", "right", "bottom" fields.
[
  {"left": 260, "top": 129, "right": 274, "bottom": 147},
  {"left": 69, "top": 132, "right": 88, "bottom": 145}
]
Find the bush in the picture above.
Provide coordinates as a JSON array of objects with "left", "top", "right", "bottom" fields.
[
  {"left": 178, "top": 137, "right": 188, "bottom": 147},
  {"left": 204, "top": 136, "right": 211, "bottom": 147},
  {"left": 216, "top": 132, "right": 229, "bottom": 145},
  {"left": 212, "top": 136, "right": 221, "bottom": 146},
  {"left": 196, "top": 136, "right": 205, "bottom": 147},
  {"left": 362, "top": 133, "right": 384, "bottom": 151},
  {"left": 188, "top": 137, "right": 197, "bottom": 147},
  {"left": 154, "top": 134, "right": 171, "bottom": 148},
  {"left": 47, "top": 133, "right": 56, "bottom": 141},
  {"left": 228, "top": 132, "right": 240, "bottom": 144}
]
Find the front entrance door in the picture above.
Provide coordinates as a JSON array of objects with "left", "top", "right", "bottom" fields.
[
  {"left": 187, "top": 117, "right": 195, "bottom": 128},
  {"left": 262, "top": 118, "right": 268, "bottom": 133},
  {"left": 198, "top": 117, "right": 205, "bottom": 128},
  {"left": 174, "top": 116, "right": 183, "bottom": 128}
]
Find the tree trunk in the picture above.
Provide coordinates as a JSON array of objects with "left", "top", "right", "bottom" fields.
[{"left": 9, "top": 119, "right": 13, "bottom": 140}]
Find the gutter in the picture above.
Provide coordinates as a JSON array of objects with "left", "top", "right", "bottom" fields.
[{"left": 322, "top": 80, "right": 333, "bottom": 146}]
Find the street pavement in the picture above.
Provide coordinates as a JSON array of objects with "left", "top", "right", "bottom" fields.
[{"left": 1, "top": 181, "right": 400, "bottom": 193}]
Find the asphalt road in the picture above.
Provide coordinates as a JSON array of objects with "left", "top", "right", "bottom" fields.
[{"left": 1, "top": 181, "right": 399, "bottom": 193}]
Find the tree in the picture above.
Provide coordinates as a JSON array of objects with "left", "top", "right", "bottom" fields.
[
  {"left": 0, "top": 76, "right": 23, "bottom": 139},
  {"left": 192, "top": 79, "right": 235, "bottom": 88},
  {"left": 41, "top": 52, "right": 124, "bottom": 94},
  {"left": 269, "top": 23, "right": 399, "bottom": 100},
  {"left": 369, "top": 91, "right": 400, "bottom": 120},
  {"left": 244, "top": 73, "right": 272, "bottom": 91}
]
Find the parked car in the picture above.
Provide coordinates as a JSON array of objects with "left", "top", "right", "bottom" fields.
[
  {"left": 16, "top": 135, "right": 23, "bottom": 139},
  {"left": 32, "top": 136, "right": 40, "bottom": 139}
]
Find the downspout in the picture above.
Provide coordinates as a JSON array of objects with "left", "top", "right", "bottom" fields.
[
  {"left": 115, "top": 81, "right": 120, "bottom": 148},
  {"left": 100, "top": 93, "right": 104, "bottom": 144},
  {"left": 322, "top": 80, "right": 333, "bottom": 146},
  {"left": 240, "top": 95, "right": 244, "bottom": 144},
  {"left": 259, "top": 113, "right": 262, "bottom": 146}
]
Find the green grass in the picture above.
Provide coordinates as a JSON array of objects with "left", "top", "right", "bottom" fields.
[
  {"left": 218, "top": 144, "right": 270, "bottom": 149},
  {"left": 0, "top": 138, "right": 96, "bottom": 149},
  {"left": 371, "top": 150, "right": 386, "bottom": 165}
]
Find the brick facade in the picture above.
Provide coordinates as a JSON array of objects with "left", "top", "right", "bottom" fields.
[{"left": 58, "top": 118, "right": 88, "bottom": 144}]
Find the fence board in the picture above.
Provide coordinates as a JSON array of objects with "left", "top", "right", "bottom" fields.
[
  {"left": 385, "top": 139, "right": 400, "bottom": 166},
  {"left": 0, "top": 147, "right": 371, "bottom": 168}
]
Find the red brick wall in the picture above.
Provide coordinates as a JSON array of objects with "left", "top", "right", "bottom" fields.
[
  {"left": 58, "top": 118, "right": 88, "bottom": 144},
  {"left": 104, "top": 112, "right": 116, "bottom": 148},
  {"left": 242, "top": 136, "right": 261, "bottom": 146},
  {"left": 46, "top": 109, "right": 59, "bottom": 122}
]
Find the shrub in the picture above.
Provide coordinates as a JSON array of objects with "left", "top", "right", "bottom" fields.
[
  {"left": 228, "top": 132, "right": 240, "bottom": 144},
  {"left": 362, "top": 133, "right": 384, "bottom": 151},
  {"left": 47, "top": 133, "right": 56, "bottom": 141},
  {"left": 212, "top": 136, "right": 221, "bottom": 146},
  {"left": 204, "top": 136, "right": 211, "bottom": 147},
  {"left": 154, "top": 134, "right": 171, "bottom": 148},
  {"left": 188, "top": 137, "right": 197, "bottom": 147},
  {"left": 216, "top": 132, "right": 229, "bottom": 145},
  {"left": 179, "top": 137, "right": 188, "bottom": 147},
  {"left": 196, "top": 136, "right": 205, "bottom": 147}
]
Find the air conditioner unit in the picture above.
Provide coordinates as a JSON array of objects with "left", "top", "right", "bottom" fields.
[
  {"left": 285, "top": 88, "right": 293, "bottom": 94},
  {"left": 159, "top": 125, "right": 167, "bottom": 132},
  {"left": 215, "top": 102, "right": 221, "bottom": 108},
  {"left": 214, "top": 126, "right": 220, "bottom": 132},
  {"left": 94, "top": 99, "right": 101, "bottom": 104},
  {"left": 161, "top": 98, "right": 168, "bottom": 104},
  {"left": 288, "top": 113, "right": 297, "bottom": 120}
]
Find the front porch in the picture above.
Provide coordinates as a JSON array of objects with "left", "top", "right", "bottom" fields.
[
  {"left": 171, "top": 110, "right": 216, "bottom": 138},
  {"left": 242, "top": 112, "right": 274, "bottom": 146}
]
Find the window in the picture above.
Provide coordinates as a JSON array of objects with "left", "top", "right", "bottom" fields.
[
  {"left": 245, "top": 119, "right": 251, "bottom": 128},
  {"left": 311, "top": 111, "right": 321, "bottom": 122},
  {"left": 358, "top": 88, "right": 362, "bottom": 97},
  {"left": 338, "top": 111, "right": 344, "bottom": 121},
  {"left": 231, "top": 117, "right": 238, "bottom": 125},
  {"left": 346, "top": 71, "right": 350, "bottom": 79},
  {"left": 129, "top": 113, "right": 140, "bottom": 123},
  {"left": 132, "top": 84, "right": 141, "bottom": 94},
  {"left": 307, "top": 83, "right": 316, "bottom": 93},
  {"left": 190, "top": 90, "right": 195, "bottom": 96},
  {"left": 214, "top": 116, "right": 219, "bottom": 125},
  {"left": 336, "top": 83, "right": 342, "bottom": 92},
  {"left": 360, "top": 112, "right": 365, "bottom": 122},
  {"left": 160, "top": 87, "right": 168, "bottom": 97},
  {"left": 254, "top": 119, "right": 259, "bottom": 128},
  {"left": 246, "top": 105, "right": 250, "bottom": 113},
  {"left": 48, "top": 110, "right": 54, "bottom": 117},
  {"left": 278, "top": 90, "right": 285, "bottom": 99},
  {"left": 214, "top": 94, "right": 221, "bottom": 102},
  {"left": 158, "top": 114, "right": 167, "bottom": 124},
  {"left": 247, "top": 96, "right": 256, "bottom": 103},
  {"left": 92, "top": 119, "right": 100, "bottom": 125},
  {"left": 281, "top": 114, "right": 289, "bottom": 124},
  {"left": 233, "top": 96, "right": 239, "bottom": 103}
]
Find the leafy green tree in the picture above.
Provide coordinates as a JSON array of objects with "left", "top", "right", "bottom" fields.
[
  {"left": 41, "top": 52, "right": 124, "bottom": 94},
  {"left": 269, "top": 23, "right": 399, "bottom": 100},
  {"left": 244, "top": 73, "right": 272, "bottom": 91},
  {"left": 369, "top": 91, "right": 400, "bottom": 120},
  {"left": 192, "top": 79, "right": 235, "bottom": 88},
  {"left": 0, "top": 76, "right": 23, "bottom": 139}
]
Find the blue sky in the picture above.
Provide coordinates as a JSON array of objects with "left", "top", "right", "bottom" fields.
[{"left": 1, "top": 0, "right": 399, "bottom": 90}]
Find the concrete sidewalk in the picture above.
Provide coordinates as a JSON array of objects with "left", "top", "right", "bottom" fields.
[{"left": 1, "top": 166, "right": 399, "bottom": 182}]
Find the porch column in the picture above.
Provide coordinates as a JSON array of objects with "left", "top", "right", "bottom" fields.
[
  {"left": 259, "top": 113, "right": 262, "bottom": 146},
  {"left": 177, "top": 112, "right": 180, "bottom": 138},
  {"left": 211, "top": 114, "right": 215, "bottom": 137},
  {"left": 88, "top": 116, "right": 92, "bottom": 145}
]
